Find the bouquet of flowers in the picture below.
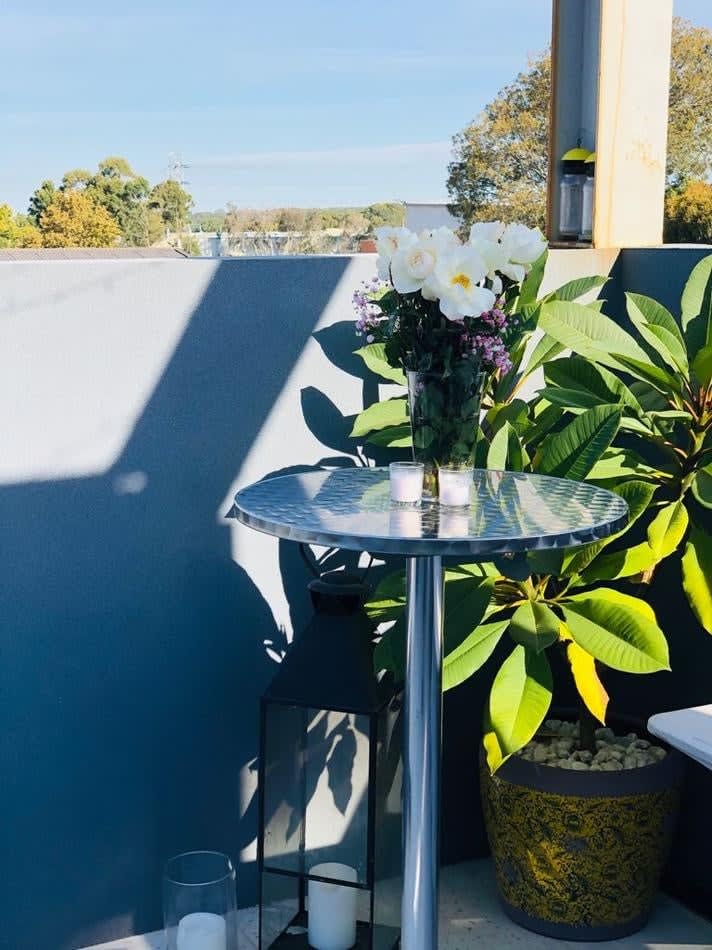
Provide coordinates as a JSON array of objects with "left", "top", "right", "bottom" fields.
[{"left": 352, "top": 221, "right": 546, "bottom": 494}]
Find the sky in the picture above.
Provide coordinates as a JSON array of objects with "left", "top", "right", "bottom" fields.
[{"left": 2, "top": 0, "right": 710, "bottom": 213}]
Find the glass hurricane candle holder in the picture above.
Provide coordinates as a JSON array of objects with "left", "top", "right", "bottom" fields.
[
  {"left": 163, "top": 851, "right": 238, "bottom": 950},
  {"left": 389, "top": 461, "right": 424, "bottom": 506}
]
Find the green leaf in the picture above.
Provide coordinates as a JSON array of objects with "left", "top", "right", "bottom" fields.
[
  {"left": 545, "top": 356, "right": 643, "bottom": 413},
  {"left": 536, "top": 404, "right": 622, "bottom": 480},
  {"left": 521, "top": 403, "right": 563, "bottom": 447},
  {"left": 549, "top": 274, "right": 608, "bottom": 303},
  {"left": 564, "top": 479, "right": 657, "bottom": 574},
  {"left": 443, "top": 576, "right": 496, "bottom": 656},
  {"left": 692, "top": 465, "right": 712, "bottom": 509},
  {"left": 443, "top": 619, "right": 509, "bottom": 691},
  {"left": 647, "top": 500, "right": 689, "bottom": 559},
  {"left": 517, "top": 250, "right": 547, "bottom": 307},
  {"left": 354, "top": 343, "right": 407, "bottom": 384},
  {"left": 509, "top": 601, "right": 560, "bottom": 652},
  {"left": 582, "top": 541, "right": 658, "bottom": 582},
  {"left": 626, "top": 293, "right": 689, "bottom": 376},
  {"left": 681, "top": 526, "right": 712, "bottom": 634},
  {"left": 562, "top": 596, "right": 670, "bottom": 673},
  {"left": 366, "top": 570, "right": 405, "bottom": 622},
  {"left": 538, "top": 300, "right": 653, "bottom": 369},
  {"left": 483, "top": 645, "right": 553, "bottom": 770},
  {"left": 692, "top": 345, "right": 712, "bottom": 388},
  {"left": 487, "top": 421, "right": 525, "bottom": 472},
  {"left": 350, "top": 397, "right": 408, "bottom": 438},
  {"left": 523, "top": 333, "right": 565, "bottom": 377},
  {"left": 573, "top": 587, "right": 657, "bottom": 624},
  {"left": 587, "top": 447, "right": 666, "bottom": 482},
  {"left": 681, "top": 253, "right": 712, "bottom": 355},
  {"left": 611, "top": 353, "right": 683, "bottom": 395},
  {"left": 365, "top": 424, "right": 412, "bottom": 448}
]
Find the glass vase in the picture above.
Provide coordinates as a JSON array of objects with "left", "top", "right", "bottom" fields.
[
  {"left": 163, "top": 851, "right": 238, "bottom": 950},
  {"left": 406, "top": 360, "right": 485, "bottom": 499}
]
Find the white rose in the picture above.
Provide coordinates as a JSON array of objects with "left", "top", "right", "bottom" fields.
[
  {"left": 375, "top": 226, "right": 417, "bottom": 280},
  {"left": 429, "top": 248, "right": 496, "bottom": 320},
  {"left": 469, "top": 220, "right": 506, "bottom": 243},
  {"left": 501, "top": 223, "right": 547, "bottom": 265},
  {"left": 390, "top": 241, "right": 437, "bottom": 294}
]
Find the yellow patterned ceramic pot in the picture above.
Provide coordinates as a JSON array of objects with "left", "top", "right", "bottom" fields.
[{"left": 481, "top": 741, "right": 684, "bottom": 940}]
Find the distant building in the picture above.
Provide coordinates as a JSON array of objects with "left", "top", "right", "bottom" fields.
[{"left": 403, "top": 202, "right": 461, "bottom": 232}]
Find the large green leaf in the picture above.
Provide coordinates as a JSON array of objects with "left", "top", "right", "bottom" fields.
[
  {"left": 692, "top": 465, "right": 712, "bottom": 509},
  {"left": 564, "top": 479, "right": 656, "bottom": 575},
  {"left": 366, "top": 423, "right": 412, "bottom": 448},
  {"left": 582, "top": 541, "right": 658, "bottom": 582},
  {"left": 647, "top": 500, "right": 689, "bottom": 559},
  {"left": 611, "top": 353, "right": 683, "bottom": 395},
  {"left": 626, "top": 293, "right": 689, "bottom": 376},
  {"left": 487, "top": 421, "right": 525, "bottom": 472},
  {"left": 350, "top": 397, "right": 408, "bottom": 437},
  {"left": 521, "top": 403, "right": 563, "bottom": 447},
  {"left": 523, "top": 333, "right": 565, "bottom": 377},
  {"left": 562, "top": 595, "right": 670, "bottom": 673},
  {"left": 366, "top": 570, "right": 405, "bottom": 622},
  {"left": 354, "top": 343, "right": 407, "bottom": 384},
  {"left": 536, "top": 404, "right": 622, "bottom": 480},
  {"left": 587, "top": 447, "right": 667, "bottom": 482},
  {"left": 538, "top": 300, "right": 653, "bottom": 368},
  {"left": 443, "top": 619, "right": 509, "bottom": 691},
  {"left": 509, "top": 601, "right": 560, "bottom": 652},
  {"left": 549, "top": 274, "right": 608, "bottom": 303},
  {"left": 681, "top": 526, "right": 712, "bottom": 634},
  {"left": 544, "top": 356, "right": 643, "bottom": 412},
  {"left": 517, "top": 250, "right": 547, "bottom": 307},
  {"left": 443, "top": 576, "right": 496, "bottom": 656},
  {"left": 692, "top": 345, "right": 712, "bottom": 388},
  {"left": 483, "top": 645, "right": 553, "bottom": 770},
  {"left": 681, "top": 253, "right": 712, "bottom": 355}
]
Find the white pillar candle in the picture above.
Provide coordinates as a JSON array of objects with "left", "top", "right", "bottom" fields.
[
  {"left": 389, "top": 462, "right": 424, "bottom": 505},
  {"left": 438, "top": 467, "right": 473, "bottom": 507},
  {"left": 176, "top": 912, "right": 227, "bottom": 950},
  {"left": 308, "top": 863, "right": 358, "bottom": 950}
]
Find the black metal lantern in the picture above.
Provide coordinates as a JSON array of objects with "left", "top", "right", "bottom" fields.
[{"left": 258, "top": 570, "right": 403, "bottom": 950}]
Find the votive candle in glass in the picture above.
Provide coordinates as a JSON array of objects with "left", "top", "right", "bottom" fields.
[
  {"left": 438, "top": 465, "right": 473, "bottom": 507},
  {"left": 163, "top": 851, "right": 236, "bottom": 950},
  {"left": 389, "top": 461, "right": 424, "bottom": 506}
]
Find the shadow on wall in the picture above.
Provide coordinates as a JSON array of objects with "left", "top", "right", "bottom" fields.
[{"left": 0, "top": 257, "right": 351, "bottom": 950}]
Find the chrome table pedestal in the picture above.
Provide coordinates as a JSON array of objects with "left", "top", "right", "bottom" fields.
[{"left": 231, "top": 467, "right": 628, "bottom": 950}]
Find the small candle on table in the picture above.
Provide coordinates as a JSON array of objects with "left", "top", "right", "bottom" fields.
[
  {"left": 438, "top": 466, "right": 473, "bottom": 507},
  {"left": 389, "top": 461, "right": 424, "bottom": 505},
  {"left": 308, "top": 862, "right": 358, "bottom": 950},
  {"left": 176, "top": 912, "right": 226, "bottom": 950}
]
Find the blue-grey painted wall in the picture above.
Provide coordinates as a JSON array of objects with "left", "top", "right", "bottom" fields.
[{"left": 1, "top": 248, "right": 711, "bottom": 949}]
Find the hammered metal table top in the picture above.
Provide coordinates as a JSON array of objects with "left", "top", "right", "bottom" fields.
[{"left": 231, "top": 468, "right": 628, "bottom": 558}]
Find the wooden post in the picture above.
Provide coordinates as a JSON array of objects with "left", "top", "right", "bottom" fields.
[{"left": 548, "top": 0, "right": 673, "bottom": 248}]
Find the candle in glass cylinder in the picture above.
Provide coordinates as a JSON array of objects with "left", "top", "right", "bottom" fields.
[
  {"left": 176, "top": 912, "right": 227, "bottom": 950},
  {"left": 438, "top": 466, "right": 473, "bottom": 507},
  {"left": 308, "top": 863, "right": 358, "bottom": 950}
]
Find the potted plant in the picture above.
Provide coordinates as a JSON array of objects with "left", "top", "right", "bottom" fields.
[{"left": 350, "top": 254, "right": 712, "bottom": 940}]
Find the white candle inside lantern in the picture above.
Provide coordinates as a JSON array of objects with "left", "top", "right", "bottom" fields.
[
  {"left": 438, "top": 466, "right": 473, "bottom": 507},
  {"left": 176, "top": 912, "right": 227, "bottom": 950},
  {"left": 308, "top": 863, "right": 358, "bottom": 950},
  {"left": 389, "top": 461, "right": 424, "bottom": 505}
]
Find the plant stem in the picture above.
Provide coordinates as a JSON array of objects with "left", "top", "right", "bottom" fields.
[{"left": 579, "top": 697, "right": 597, "bottom": 755}]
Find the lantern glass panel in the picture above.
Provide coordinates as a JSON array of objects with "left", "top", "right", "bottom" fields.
[
  {"left": 372, "top": 695, "right": 403, "bottom": 950},
  {"left": 260, "top": 870, "right": 300, "bottom": 949},
  {"left": 262, "top": 702, "right": 304, "bottom": 875}
]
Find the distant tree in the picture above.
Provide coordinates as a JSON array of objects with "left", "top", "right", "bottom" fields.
[
  {"left": 61, "top": 168, "right": 92, "bottom": 191},
  {"left": 39, "top": 191, "right": 121, "bottom": 247},
  {"left": 667, "top": 19, "right": 712, "bottom": 185},
  {"left": 0, "top": 204, "right": 42, "bottom": 247},
  {"left": 177, "top": 234, "right": 202, "bottom": 256},
  {"left": 148, "top": 179, "right": 193, "bottom": 231},
  {"left": 191, "top": 211, "right": 226, "bottom": 232},
  {"left": 274, "top": 207, "right": 308, "bottom": 231},
  {"left": 447, "top": 17, "right": 712, "bottom": 230},
  {"left": 665, "top": 180, "right": 712, "bottom": 243},
  {"left": 363, "top": 202, "right": 405, "bottom": 230},
  {"left": 27, "top": 180, "right": 57, "bottom": 226}
]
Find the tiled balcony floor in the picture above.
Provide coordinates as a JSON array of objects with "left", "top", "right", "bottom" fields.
[{"left": 82, "top": 859, "right": 712, "bottom": 950}]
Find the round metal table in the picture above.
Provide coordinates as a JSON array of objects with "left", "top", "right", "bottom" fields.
[{"left": 232, "top": 467, "right": 628, "bottom": 950}]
